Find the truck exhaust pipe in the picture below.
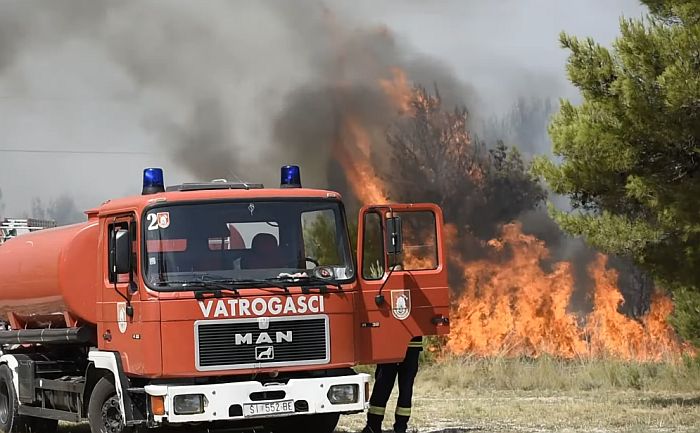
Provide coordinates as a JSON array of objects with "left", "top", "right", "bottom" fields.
[{"left": 0, "top": 326, "right": 96, "bottom": 345}]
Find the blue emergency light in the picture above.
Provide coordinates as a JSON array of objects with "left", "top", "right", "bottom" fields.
[
  {"left": 280, "top": 165, "right": 301, "bottom": 188},
  {"left": 142, "top": 168, "right": 165, "bottom": 195}
]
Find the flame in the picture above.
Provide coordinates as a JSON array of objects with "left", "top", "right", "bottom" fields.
[
  {"left": 446, "top": 224, "right": 692, "bottom": 360},
  {"left": 446, "top": 224, "right": 587, "bottom": 358},
  {"left": 583, "top": 255, "right": 690, "bottom": 360},
  {"left": 379, "top": 68, "right": 414, "bottom": 114},
  {"left": 332, "top": 64, "right": 691, "bottom": 361},
  {"left": 334, "top": 116, "right": 387, "bottom": 204},
  {"left": 332, "top": 66, "right": 415, "bottom": 205}
]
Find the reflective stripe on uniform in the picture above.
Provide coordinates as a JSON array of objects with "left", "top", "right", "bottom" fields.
[
  {"left": 368, "top": 405, "right": 386, "bottom": 416},
  {"left": 408, "top": 342, "right": 423, "bottom": 348},
  {"left": 395, "top": 406, "right": 412, "bottom": 417}
]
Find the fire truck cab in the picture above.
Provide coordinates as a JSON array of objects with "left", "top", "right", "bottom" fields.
[{"left": 0, "top": 167, "right": 449, "bottom": 433}]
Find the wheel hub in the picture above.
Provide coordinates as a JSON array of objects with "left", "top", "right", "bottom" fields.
[{"left": 101, "top": 395, "right": 123, "bottom": 433}]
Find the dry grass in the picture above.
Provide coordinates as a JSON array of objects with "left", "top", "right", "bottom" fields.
[
  {"left": 337, "top": 356, "right": 700, "bottom": 433},
  {"left": 418, "top": 355, "right": 700, "bottom": 392}
]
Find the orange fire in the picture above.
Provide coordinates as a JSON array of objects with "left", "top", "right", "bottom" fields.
[
  {"left": 446, "top": 224, "right": 691, "bottom": 361},
  {"left": 334, "top": 116, "right": 387, "bottom": 204},
  {"left": 583, "top": 255, "right": 689, "bottom": 360},
  {"left": 334, "top": 65, "right": 690, "bottom": 360},
  {"left": 332, "top": 68, "right": 415, "bottom": 205}
]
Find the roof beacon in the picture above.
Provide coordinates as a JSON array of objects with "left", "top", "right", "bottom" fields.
[
  {"left": 142, "top": 168, "right": 165, "bottom": 195},
  {"left": 280, "top": 165, "right": 301, "bottom": 188}
]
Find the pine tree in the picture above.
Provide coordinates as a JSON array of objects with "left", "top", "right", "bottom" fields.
[{"left": 533, "top": 0, "right": 700, "bottom": 344}]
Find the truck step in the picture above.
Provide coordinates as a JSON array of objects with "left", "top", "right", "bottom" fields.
[{"left": 18, "top": 405, "right": 80, "bottom": 422}]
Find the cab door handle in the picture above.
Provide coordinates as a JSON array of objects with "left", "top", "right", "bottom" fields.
[{"left": 431, "top": 315, "right": 449, "bottom": 326}]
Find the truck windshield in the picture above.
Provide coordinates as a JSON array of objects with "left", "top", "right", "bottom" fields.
[{"left": 143, "top": 200, "right": 354, "bottom": 289}]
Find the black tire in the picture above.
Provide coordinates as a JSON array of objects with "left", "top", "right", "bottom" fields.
[
  {"left": 0, "top": 364, "right": 57, "bottom": 433},
  {"left": 24, "top": 417, "right": 58, "bottom": 433},
  {"left": 88, "top": 377, "right": 128, "bottom": 433},
  {"left": 0, "top": 364, "right": 22, "bottom": 433},
  {"left": 269, "top": 413, "right": 340, "bottom": 433}
]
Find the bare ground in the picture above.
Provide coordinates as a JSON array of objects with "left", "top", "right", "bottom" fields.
[
  {"left": 336, "top": 357, "right": 700, "bottom": 433},
  {"left": 336, "top": 388, "right": 700, "bottom": 433}
]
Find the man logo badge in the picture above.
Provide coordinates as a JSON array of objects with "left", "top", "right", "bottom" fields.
[{"left": 255, "top": 346, "right": 274, "bottom": 361}]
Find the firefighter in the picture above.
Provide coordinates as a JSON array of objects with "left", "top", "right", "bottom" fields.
[{"left": 362, "top": 336, "right": 423, "bottom": 433}]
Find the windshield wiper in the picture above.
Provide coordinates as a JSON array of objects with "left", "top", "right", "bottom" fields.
[
  {"left": 206, "top": 279, "right": 291, "bottom": 295},
  {"left": 155, "top": 280, "right": 240, "bottom": 298},
  {"left": 156, "top": 276, "right": 338, "bottom": 295},
  {"left": 267, "top": 275, "right": 342, "bottom": 293}
]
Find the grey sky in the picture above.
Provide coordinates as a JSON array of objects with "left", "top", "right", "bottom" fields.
[{"left": 0, "top": 0, "right": 647, "bottom": 217}]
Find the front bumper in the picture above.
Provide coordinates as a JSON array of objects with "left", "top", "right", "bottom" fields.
[{"left": 144, "top": 373, "right": 370, "bottom": 424}]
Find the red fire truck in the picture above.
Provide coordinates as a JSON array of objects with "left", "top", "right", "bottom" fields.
[{"left": 0, "top": 166, "right": 449, "bottom": 433}]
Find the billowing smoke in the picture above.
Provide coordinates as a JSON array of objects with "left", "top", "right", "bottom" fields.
[
  {"left": 0, "top": 1, "right": 651, "bottom": 314},
  {"left": 0, "top": 0, "right": 475, "bottom": 212},
  {"left": 29, "top": 195, "right": 83, "bottom": 226},
  {"left": 0, "top": 1, "right": 315, "bottom": 187},
  {"left": 479, "top": 97, "right": 557, "bottom": 160},
  {"left": 270, "top": 14, "right": 474, "bottom": 195},
  {"left": 0, "top": 0, "right": 643, "bottom": 205}
]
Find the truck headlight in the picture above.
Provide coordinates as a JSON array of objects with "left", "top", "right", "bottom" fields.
[
  {"left": 327, "top": 384, "right": 359, "bottom": 404},
  {"left": 173, "top": 394, "right": 208, "bottom": 415}
]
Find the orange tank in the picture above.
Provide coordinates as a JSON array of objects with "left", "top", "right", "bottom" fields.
[{"left": 0, "top": 220, "right": 99, "bottom": 323}]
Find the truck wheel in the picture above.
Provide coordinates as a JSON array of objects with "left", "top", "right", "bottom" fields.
[
  {"left": 24, "top": 417, "right": 58, "bottom": 433},
  {"left": 0, "top": 364, "right": 57, "bottom": 433},
  {"left": 88, "top": 377, "right": 128, "bottom": 433},
  {"left": 0, "top": 364, "right": 23, "bottom": 433},
  {"left": 270, "top": 413, "right": 340, "bottom": 433}
]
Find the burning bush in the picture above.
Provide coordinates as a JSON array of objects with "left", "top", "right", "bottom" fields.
[
  {"left": 332, "top": 75, "right": 691, "bottom": 360},
  {"left": 384, "top": 86, "right": 546, "bottom": 242}
]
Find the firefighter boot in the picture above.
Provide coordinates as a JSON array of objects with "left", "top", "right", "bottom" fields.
[
  {"left": 361, "top": 425, "right": 380, "bottom": 433},
  {"left": 362, "top": 410, "right": 384, "bottom": 433},
  {"left": 393, "top": 407, "right": 411, "bottom": 433},
  {"left": 393, "top": 417, "right": 409, "bottom": 433}
]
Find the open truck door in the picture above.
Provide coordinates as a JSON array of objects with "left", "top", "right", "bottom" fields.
[{"left": 355, "top": 203, "right": 450, "bottom": 364}]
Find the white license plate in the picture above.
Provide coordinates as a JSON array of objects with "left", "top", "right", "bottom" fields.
[{"left": 243, "top": 400, "right": 294, "bottom": 417}]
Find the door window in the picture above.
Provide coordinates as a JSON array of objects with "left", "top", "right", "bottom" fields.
[
  {"left": 107, "top": 220, "right": 133, "bottom": 283},
  {"left": 362, "top": 212, "right": 385, "bottom": 280},
  {"left": 395, "top": 211, "right": 438, "bottom": 271}
]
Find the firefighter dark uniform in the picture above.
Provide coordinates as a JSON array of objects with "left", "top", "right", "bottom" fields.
[{"left": 363, "top": 336, "right": 423, "bottom": 433}]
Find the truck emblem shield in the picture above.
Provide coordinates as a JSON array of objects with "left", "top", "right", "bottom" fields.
[
  {"left": 391, "top": 290, "right": 411, "bottom": 321},
  {"left": 255, "top": 346, "right": 274, "bottom": 361},
  {"left": 258, "top": 317, "right": 270, "bottom": 330},
  {"left": 248, "top": 203, "right": 255, "bottom": 215},
  {"left": 156, "top": 212, "right": 170, "bottom": 229}
]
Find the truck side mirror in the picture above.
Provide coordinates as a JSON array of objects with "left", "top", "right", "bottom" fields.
[
  {"left": 385, "top": 216, "right": 403, "bottom": 268},
  {"left": 114, "top": 229, "right": 131, "bottom": 275}
]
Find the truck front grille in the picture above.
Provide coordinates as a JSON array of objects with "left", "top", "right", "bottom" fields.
[{"left": 195, "top": 315, "right": 329, "bottom": 370}]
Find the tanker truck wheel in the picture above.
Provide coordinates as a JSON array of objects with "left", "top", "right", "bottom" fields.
[
  {"left": 88, "top": 377, "right": 129, "bottom": 433},
  {"left": 0, "top": 364, "right": 57, "bottom": 433}
]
